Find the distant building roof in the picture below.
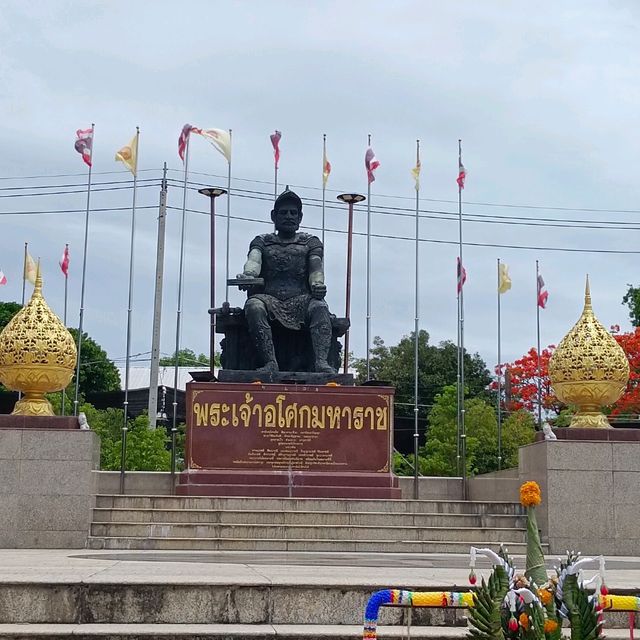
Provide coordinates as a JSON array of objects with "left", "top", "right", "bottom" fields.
[{"left": 117, "top": 366, "right": 212, "bottom": 392}]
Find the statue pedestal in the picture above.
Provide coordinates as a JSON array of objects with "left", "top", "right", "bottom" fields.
[
  {"left": 0, "top": 415, "right": 80, "bottom": 429},
  {"left": 178, "top": 382, "right": 400, "bottom": 499},
  {"left": 520, "top": 432, "right": 640, "bottom": 555}
]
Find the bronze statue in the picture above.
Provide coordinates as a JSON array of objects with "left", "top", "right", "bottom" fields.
[{"left": 237, "top": 189, "right": 336, "bottom": 374}]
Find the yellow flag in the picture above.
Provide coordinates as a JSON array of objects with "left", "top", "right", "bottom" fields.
[
  {"left": 115, "top": 133, "right": 138, "bottom": 175},
  {"left": 411, "top": 145, "right": 421, "bottom": 191},
  {"left": 498, "top": 262, "right": 512, "bottom": 294},
  {"left": 24, "top": 252, "right": 37, "bottom": 284}
]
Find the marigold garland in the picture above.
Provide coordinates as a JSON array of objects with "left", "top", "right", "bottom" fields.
[
  {"left": 520, "top": 481, "right": 542, "bottom": 507},
  {"left": 544, "top": 619, "right": 559, "bottom": 633},
  {"left": 537, "top": 588, "right": 552, "bottom": 605}
]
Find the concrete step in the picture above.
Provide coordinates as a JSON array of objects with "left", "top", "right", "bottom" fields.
[
  {"left": 176, "top": 484, "right": 403, "bottom": 498},
  {"left": 0, "top": 625, "right": 635, "bottom": 640},
  {"left": 0, "top": 581, "right": 467, "bottom": 625},
  {"left": 0, "top": 623, "right": 469, "bottom": 639},
  {"left": 86, "top": 536, "right": 534, "bottom": 552},
  {"left": 89, "top": 522, "right": 527, "bottom": 543},
  {"left": 92, "top": 507, "right": 526, "bottom": 529},
  {"left": 95, "top": 495, "right": 525, "bottom": 516}
]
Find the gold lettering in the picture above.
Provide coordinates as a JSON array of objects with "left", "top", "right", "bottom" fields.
[
  {"left": 341, "top": 406, "right": 352, "bottom": 429},
  {"left": 239, "top": 393, "right": 253, "bottom": 427},
  {"left": 376, "top": 406, "right": 388, "bottom": 430}
]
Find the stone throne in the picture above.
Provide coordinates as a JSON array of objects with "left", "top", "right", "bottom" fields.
[{"left": 212, "top": 301, "right": 350, "bottom": 380}]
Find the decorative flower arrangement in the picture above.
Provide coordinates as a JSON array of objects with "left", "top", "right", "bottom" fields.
[
  {"left": 467, "top": 482, "right": 604, "bottom": 640},
  {"left": 361, "top": 481, "right": 636, "bottom": 640}
]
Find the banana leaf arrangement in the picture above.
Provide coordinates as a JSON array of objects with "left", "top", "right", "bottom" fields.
[{"left": 468, "top": 482, "right": 606, "bottom": 640}]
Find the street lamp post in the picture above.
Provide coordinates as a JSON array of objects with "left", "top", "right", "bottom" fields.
[
  {"left": 337, "top": 193, "right": 366, "bottom": 375},
  {"left": 198, "top": 187, "right": 227, "bottom": 373}
]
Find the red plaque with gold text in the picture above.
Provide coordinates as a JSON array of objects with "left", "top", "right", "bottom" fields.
[{"left": 179, "top": 382, "right": 400, "bottom": 498}]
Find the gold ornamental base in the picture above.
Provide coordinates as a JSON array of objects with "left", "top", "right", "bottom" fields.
[
  {"left": 569, "top": 410, "right": 611, "bottom": 429},
  {"left": 11, "top": 392, "right": 55, "bottom": 417}
]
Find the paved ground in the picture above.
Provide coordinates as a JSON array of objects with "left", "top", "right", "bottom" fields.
[{"left": 0, "top": 549, "right": 638, "bottom": 590}]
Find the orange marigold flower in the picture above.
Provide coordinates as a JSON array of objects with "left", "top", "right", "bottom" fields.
[
  {"left": 544, "top": 619, "right": 559, "bottom": 633},
  {"left": 520, "top": 481, "right": 542, "bottom": 507},
  {"left": 519, "top": 613, "right": 529, "bottom": 629},
  {"left": 538, "top": 588, "right": 553, "bottom": 605}
]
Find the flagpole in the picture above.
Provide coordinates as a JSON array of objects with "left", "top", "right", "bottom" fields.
[
  {"left": 21, "top": 243, "right": 27, "bottom": 307},
  {"left": 456, "top": 291, "right": 461, "bottom": 475},
  {"left": 497, "top": 258, "right": 502, "bottom": 471},
  {"left": 458, "top": 139, "right": 467, "bottom": 499},
  {"left": 122, "top": 127, "right": 139, "bottom": 441},
  {"left": 536, "top": 259, "right": 542, "bottom": 430},
  {"left": 172, "top": 138, "right": 190, "bottom": 442},
  {"left": 274, "top": 144, "right": 278, "bottom": 201},
  {"left": 225, "top": 128, "right": 232, "bottom": 302},
  {"left": 18, "top": 242, "right": 30, "bottom": 403},
  {"left": 322, "top": 134, "right": 327, "bottom": 247},
  {"left": 366, "top": 134, "right": 372, "bottom": 380},
  {"left": 73, "top": 123, "right": 94, "bottom": 417},
  {"left": 61, "top": 244, "right": 69, "bottom": 417},
  {"left": 412, "top": 139, "right": 420, "bottom": 500}
]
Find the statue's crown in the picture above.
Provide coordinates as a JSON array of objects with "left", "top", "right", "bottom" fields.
[{"left": 274, "top": 187, "right": 302, "bottom": 211}]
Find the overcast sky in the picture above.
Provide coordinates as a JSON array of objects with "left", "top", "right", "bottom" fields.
[{"left": 1, "top": 1, "right": 639, "bottom": 379}]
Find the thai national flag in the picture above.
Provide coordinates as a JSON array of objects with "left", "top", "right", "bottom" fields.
[
  {"left": 365, "top": 147, "right": 380, "bottom": 184},
  {"left": 537, "top": 274, "right": 549, "bottom": 308},
  {"left": 74, "top": 127, "right": 93, "bottom": 167},
  {"left": 457, "top": 256, "right": 467, "bottom": 293}
]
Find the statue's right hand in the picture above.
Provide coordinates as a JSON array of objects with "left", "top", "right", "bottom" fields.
[{"left": 237, "top": 274, "right": 253, "bottom": 291}]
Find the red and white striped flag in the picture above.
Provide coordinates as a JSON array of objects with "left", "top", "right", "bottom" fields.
[
  {"left": 457, "top": 256, "right": 467, "bottom": 293},
  {"left": 270, "top": 130, "right": 282, "bottom": 168},
  {"left": 537, "top": 274, "right": 548, "bottom": 308},
  {"left": 178, "top": 124, "right": 193, "bottom": 162},
  {"left": 0, "top": 270, "right": 6, "bottom": 286},
  {"left": 74, "top": 127, "right": 93, "bottom": 167},
  {"left": 59, "top": 244, "right": 70, "bottom": 278},
  {"left": 365, "top": 147, "right": 380, "bottom": 184},
  {"left": 457, "top": 159, "right": 466, "bottom": 189}
]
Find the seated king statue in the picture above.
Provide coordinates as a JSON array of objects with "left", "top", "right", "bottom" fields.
[{"left": 237, "top": 188, "right": 336, "bottom": 374}]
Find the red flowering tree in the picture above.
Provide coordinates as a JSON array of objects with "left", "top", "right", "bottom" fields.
[
  {"left": 499, "top": 327, "right": 640, "bottom": 422},
  {"left": 493, "top": 346, "right": 560, "bottom": 417},
  {"left": 610, "top": 327, "right": 640, "bottom": 419}
]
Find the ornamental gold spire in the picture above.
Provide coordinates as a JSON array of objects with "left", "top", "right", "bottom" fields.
[
  {"left": 0, "top": 262, "right": 77, "bottom": 416},
  {"left": 548, "top": 275, "right": 629, "bottom": 428}
]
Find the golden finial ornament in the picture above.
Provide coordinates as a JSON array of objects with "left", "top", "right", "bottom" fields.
[
  {"left": 0, "top": 262, "right": 77, "bottom": 416},
  {"left": 548, "top": 276, "right": 629, "bottom": 428}
]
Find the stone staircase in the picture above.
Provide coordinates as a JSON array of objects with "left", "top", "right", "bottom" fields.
[{"left": 87, "top": 495, "right": 534, "bottom": 552}]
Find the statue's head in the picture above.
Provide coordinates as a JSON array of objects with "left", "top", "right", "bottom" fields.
[{"left": 271, "top": 188, "right": 303, "bottom": 234}]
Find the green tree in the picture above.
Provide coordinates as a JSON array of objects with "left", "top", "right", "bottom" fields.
[
  {"left": 420, "top": 385, "right": 499, "bottom": 476},
  {"left": 80, "top": 403, "right": 171, "bottom": 471},
  {"left": 160, "top": 348, "right": 219, "bottom": 367},
  {"left": 500, "top": 410, "right": 537, "bottom": 469},
  {"left": 0, "top": 301, "right": 22, "bottom": 331},
  {"left": 68, "top": 328, "right": 120, "bottom": 396},
  {"left": 394, "top": 385, "right": 536, "bottom": 477},
  {"left": 354, "top": 331, "right": 492, "bottom": 417},
  {"left": 623, "top": 285, "right": 640, "bottom": 327}
]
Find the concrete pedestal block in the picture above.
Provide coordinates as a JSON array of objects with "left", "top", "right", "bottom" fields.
[
  {"left": 519, "top": 439, "right": 640, "bottom": 555},
  {"left": 0, "top": 429, "right": 99, "bottom": 548}
]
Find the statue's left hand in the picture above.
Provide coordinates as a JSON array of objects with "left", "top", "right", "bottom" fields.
[{"left": 311, "top": 283, "right": 326, "bottom": 299}]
